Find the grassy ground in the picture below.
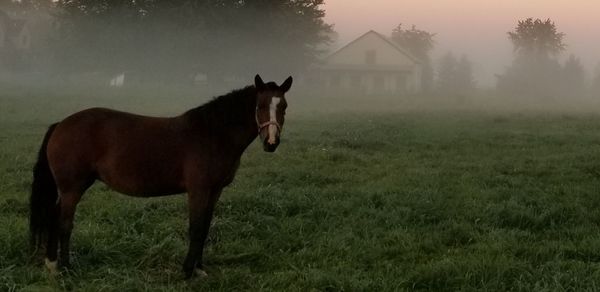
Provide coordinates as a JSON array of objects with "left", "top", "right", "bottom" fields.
[{"left": 2, "top": 88, "right": 600, "bottom": 291}]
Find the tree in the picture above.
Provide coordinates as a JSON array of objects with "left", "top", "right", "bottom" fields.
[
  {"left": 508, "top": 18, "right": 566, "bottom": 59},
  {"left": 436, "top": 51, "right": 458, "bottom": 94},
  {"left": 591, "top": 63, "right": 600, "bottom": 99},
  {"left": 497, "top": 18, "right": 567, "bottom": 100},
  {"left": 436, "top": 51, "right": 474, "bottom": 100},
  {"left": 391, "top": 24, "right": 435, "bottom": 92},
  {"left": 52, "top": 0, "right": 333, "bottom": 83},
  {"left": 561, "top": 54, "right": 585, "bottom": 98},
  {"left": 0, "top": 0, "right": 55, "bottom": 72},
  {"left": 391, "top": 24, "right": 435, "bottom": 61},
  {"left": 456, "top": 55, "right": 475, "bottom": 94},
  {"left": 1, "top": 0, "right": 53, "bottom": 11}
]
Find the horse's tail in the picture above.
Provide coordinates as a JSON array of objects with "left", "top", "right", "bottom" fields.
[{"left": 30, "top": 123, "right": 59, "bottom": 250}]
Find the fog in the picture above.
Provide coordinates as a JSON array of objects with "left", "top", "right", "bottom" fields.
[
  {"left": 0, "top": 1, "right": 328, "bottom": 91},
  {"left": 1, "top": 0, "right": 600, "bottom": 112},
  {"left": 325, "top": 0, "right": 600, "bottom": 87}
]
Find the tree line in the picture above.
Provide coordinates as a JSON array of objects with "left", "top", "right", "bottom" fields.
[
  {"left": 1, "top": 0, "right": 333, "bottom": 84},
  {"left": 390, "top": 18, "right": 600, "bottom": 101},
  {"left": 1, "top": 0, "right": 600, "bottom": 99},
  {"left": 496, "top": 18, "right": 594, "bottom": 100}
]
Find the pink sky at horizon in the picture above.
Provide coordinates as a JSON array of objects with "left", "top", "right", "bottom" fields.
[{"left": 323, "top": 0, "right": 600, "bottom": 86}]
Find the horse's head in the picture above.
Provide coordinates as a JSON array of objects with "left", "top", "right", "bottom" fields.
[{"left": 254, "top": 74, "right": 292, "bottom": 152}]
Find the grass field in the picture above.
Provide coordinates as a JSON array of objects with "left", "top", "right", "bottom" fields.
[{"left": 2, "top": 88, "right": 600, "bottom": 291}]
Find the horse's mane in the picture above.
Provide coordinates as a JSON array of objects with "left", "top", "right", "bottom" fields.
[{"left": 183, "top": 85, "right": 258, "bottom": 128}]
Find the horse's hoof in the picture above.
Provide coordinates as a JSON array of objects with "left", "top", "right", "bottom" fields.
[
  {"left": 194, "top": 269, "right": 208, "bottom": 278},
  {"left": 44, "top": 258, "right": 59, "bottom": 275}
]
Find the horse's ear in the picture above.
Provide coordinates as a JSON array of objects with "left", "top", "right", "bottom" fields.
[
  {"left": 280, "top": 76, "right": 293, "bottom": 93},
  {"left": 255, "top": 74, "right": 265, "bottom": 90}
]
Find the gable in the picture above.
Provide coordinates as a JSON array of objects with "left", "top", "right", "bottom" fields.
[{"left": 325, "top": 31, "right": 419, "bottom": 67}]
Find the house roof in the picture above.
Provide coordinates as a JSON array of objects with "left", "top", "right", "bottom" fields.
[{"left": 324, "top": 30, "right": 421, "bottom": 65}]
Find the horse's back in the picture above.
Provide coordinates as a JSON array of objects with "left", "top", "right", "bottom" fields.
[
  {"left": 49, "top": 107, "right": 169, "bottom": 154},
  {"left": 47, "top": 107, "right": 187, "bottom": 196}
]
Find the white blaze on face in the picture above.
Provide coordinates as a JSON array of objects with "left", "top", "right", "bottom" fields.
[{"left": 268, "top": 97, "right": 281, "bottom": 145}]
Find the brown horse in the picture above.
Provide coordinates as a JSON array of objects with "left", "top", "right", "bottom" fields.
[{"left": 29, "top": 74, "right": 292, "bottom": 278}]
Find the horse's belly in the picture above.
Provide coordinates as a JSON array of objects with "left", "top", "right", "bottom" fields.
[
  {"left": 99, "top": 175, "right": 185, "bottom": 197},
  {"left": 96, "top": 158, "right": 185, "bottom": 197}
]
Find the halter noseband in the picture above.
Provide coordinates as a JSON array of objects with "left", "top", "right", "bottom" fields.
[{"left": 257, "top": 120, "right": 281, "bottom": 133}]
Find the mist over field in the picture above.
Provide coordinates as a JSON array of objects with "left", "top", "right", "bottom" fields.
[
  {"left": 0, "top": 0, "right": 599, "bottom": 109},
  {"left": 2, "top": 0, "right": 600, "bottom": 290}
]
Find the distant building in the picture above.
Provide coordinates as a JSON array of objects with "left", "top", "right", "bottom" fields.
[
  {"left": 0, "top": 9, "right": 33, "bottom": 51},
  {"left": 314, "top": 30, "right": 422, "bottom": 95},
  {"left": 0, "top": 7, "right": 54, "bottom": 71}
]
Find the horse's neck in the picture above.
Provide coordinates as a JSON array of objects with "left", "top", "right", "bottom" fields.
[
  {"left": 224, "top": 112, "right": 259, "bottom": 154},
  {"left": 223, "top": 96, "right": 259, "bottom": 153},
  {"left": 184, "top": 95, "right": 258, "bottom": 155}
]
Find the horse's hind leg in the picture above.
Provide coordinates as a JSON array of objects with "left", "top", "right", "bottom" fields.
[
  {"left": 45, "top": 173, "right": 93, "bottom": 272},
  {"left": 44, "top": 199, "right": 60, "bottom": 274},
  {"left": 45, "top": 189, "right": 84, "bottom": 272},
  {"left": 57, "top": 190, "right": 85, "bottom": 269}
]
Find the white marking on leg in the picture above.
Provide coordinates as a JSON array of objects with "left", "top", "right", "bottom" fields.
[
  {"left": 45, "top": 257, "right": 58, "bottom": 274},
  {"left": 268, "top": 97, "right": 281, "bottom": 144},
  {"left": 195, "top": 268, "right": 208, "bottom": 277}
]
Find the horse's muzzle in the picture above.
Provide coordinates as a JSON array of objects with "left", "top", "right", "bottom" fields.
[{"left": 263, "top": 138, "right": 279, "bottom": 152}]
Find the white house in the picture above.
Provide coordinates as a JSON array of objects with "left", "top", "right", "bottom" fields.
[{"left": 315, "top": 30, "right": 422, "bottom": 95}]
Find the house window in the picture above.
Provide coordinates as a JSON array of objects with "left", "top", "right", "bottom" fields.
[{"left": 365, "top": 50, "right": 376, "bottom": 65}]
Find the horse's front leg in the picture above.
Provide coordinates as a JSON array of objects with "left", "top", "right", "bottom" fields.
[{"left": 183, "top": 186, "right": 218, "bottom": 279}]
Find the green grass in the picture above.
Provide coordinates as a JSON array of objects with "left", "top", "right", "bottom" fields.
[{"left": 3, "top": 88, "right": 600, "bottom": 291}]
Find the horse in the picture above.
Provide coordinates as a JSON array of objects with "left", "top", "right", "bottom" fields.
[{"left": 29, "top": 74, "right": 292, "bottom": 278}]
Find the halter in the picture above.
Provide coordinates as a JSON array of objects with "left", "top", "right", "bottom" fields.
[
  {"left": 258, "top": 120, "right": 281, "bottom": 133},
  {"left": 255, "top": 107, "right": 282, "bottom": 134}
]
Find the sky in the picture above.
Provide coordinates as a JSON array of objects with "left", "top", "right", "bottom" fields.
[{"left": 323, "top": 0, "right": 600, "bottom": 86}]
